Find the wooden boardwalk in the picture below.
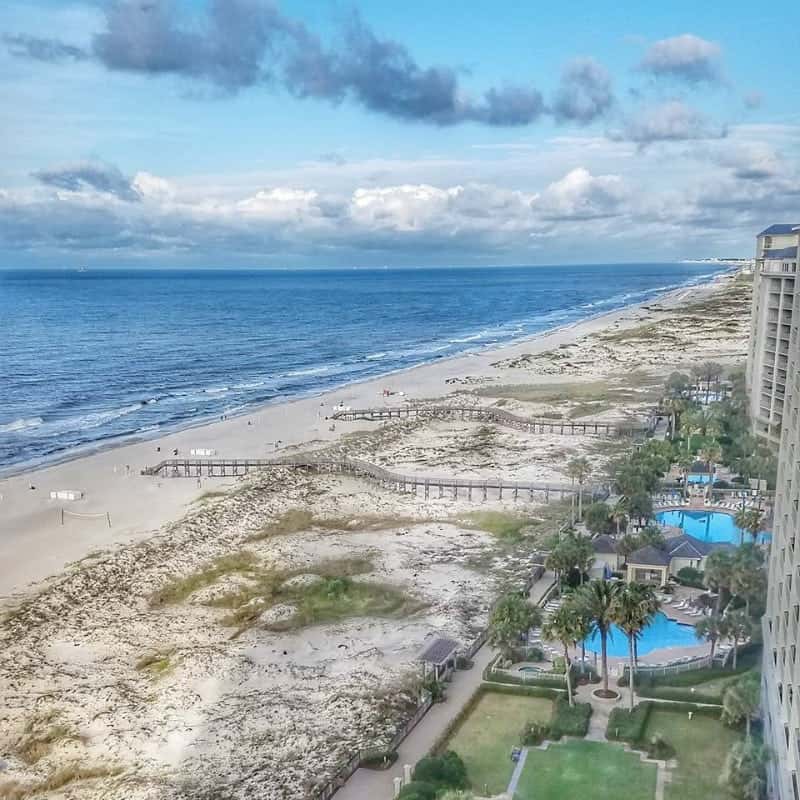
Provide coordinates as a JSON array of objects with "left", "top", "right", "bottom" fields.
[
  {"left": 330, "top": 405, "right": 645, "bottom": 437},
  {"left": 141, "top": 456, "right": 607, "bottom": 503}
]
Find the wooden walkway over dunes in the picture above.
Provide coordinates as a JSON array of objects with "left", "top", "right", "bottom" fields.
[
  {"left": 330, "top": 405, "right": 646, "bottom": 437},
  {"left": 141, "top": 456, "right": 607, "bottom": 503}
]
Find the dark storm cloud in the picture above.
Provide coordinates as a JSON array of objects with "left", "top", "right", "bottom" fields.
[
  {"left": 3, "top": 33, "right": 88, "bottom": 62},
  {"left": 8, "top": 0, "right": 553, "bottom": 127},
  {"left": 32, "top": 162, "right": 141, "bottom": 202}
]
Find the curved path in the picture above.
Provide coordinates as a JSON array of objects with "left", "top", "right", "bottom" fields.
[
  {"left": 141, "top": 455, "right": 607, "bottom": 502},
  {"left": 331, "top": 404, "right": 648, "bottom": 437}
]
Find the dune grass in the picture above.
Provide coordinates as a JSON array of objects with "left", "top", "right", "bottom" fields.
[
  {"left": 135, "top": 649, "right": 176, "bottom": 678},
  {"left": 247, "top": 507, "right": 424, "bottom": 541},
  {"left": 149, "top": 551, "right": 260, "bottom": 606},
  {"left": 460, "top": 511, "right": 534, "bottom": 541},
  {"left": 202, "top": 556, "right": 423, "bottom": 634},
  {"left": 0, "top": 765, "right": 122, "bottom": 800},
  {"left": 15, "top": 712, "right": 78, "bottom": 765}
]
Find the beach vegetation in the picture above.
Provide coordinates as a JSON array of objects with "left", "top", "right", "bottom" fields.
[
  {"left": 149, "top": 551, "right": 260, "bottom": 606},
  {"left": 0, "top": 764, "right": 123, "bottom": 800},
  {"left": 487, "top": 593, "right": 542, "bottom": 660},
  {"left": 248, "top": 507, "right": 425, "bottom": 541},
  {"left": 460, "top": 510, "right": 533, "bottom": 540},
  {"left": 135, "top": 649, "right": 176, "bottom": 677},
  {"left": 15, "top": 711, "right": 79, "bottom": 764},
  {"left": 195, "top": 555, "right": 422, "bottom": 634},
  {"left": 719, "top": 739, "right": 769, "bottom": 800}
]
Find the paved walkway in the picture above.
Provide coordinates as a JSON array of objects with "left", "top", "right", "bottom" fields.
[
  {"left": 335, "top": 644, "right": 497, "bottom": 800},
  {"left": 506, "top": 746, "right": 529, "bottom": 796},
  {"left": 336, "top": 571, "right": 555, "bottom": 800}
]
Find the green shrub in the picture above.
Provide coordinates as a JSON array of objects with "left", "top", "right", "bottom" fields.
[
  {"left": 412, "top": 751, "right": 468, "bottom": 790},
  {"left": 360, "top": 749, "right": 398, "bottom": 770},
  {"left": 398, "top": 781, "right": 437, "bottom": 800},
  {"left": 551, "top": 657, "right": 566, "bottom": 674},
  {"left": 520, "top": 721, "right": 550, "bottom": 746},
  {"left": 645, "top": 733, "right": 676, "bottom": 761},
  {"left": 479, "top": 682, "right": 565, "bottom": 700},
  {"left": 455, "top": 655, "right": 474, "bottom": 670},
  {"left": 637, "top": 685, "right": 723, "bottom": 705},
  {"left": 676, "top": 566, "right": 705, "bottom": 588},
  {"left": 549, "top": 698, "right": 592, "bottom": 739},
  {"left": 606, "top": 703, "right": 652, "bottom": 742}
]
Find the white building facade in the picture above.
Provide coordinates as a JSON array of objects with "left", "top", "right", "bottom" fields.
[
  {"left": 759, "top": 225, "right": 800, "bottom": 799},
  {"left": 747, "top": 225, "right": 800, "bottom": 446}
]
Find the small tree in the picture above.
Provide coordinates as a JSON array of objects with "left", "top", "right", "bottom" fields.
[
  {"left": 704, "top": 549, "right": 735, "bottom": 613},
  {"left": 734, "top": 508, "right": 765, "bottom": 545},
  {"left": 695, "top": 613, "right": 725, "bottom": 659},
  {"left": 488, "top": 593, "right": 542, "bottom": 661},
  {"left": 614, "top": 583, "right": 659, "bottom": 710},
  {"left": 543, "top": 605, "right": 582, "bottom": 706},
  {"left": 567, "top": 457, "right": 592, "bottom": 522},
  {"left": 731, "top": 544, "right": 767, "bottom": 616},
  {"left": 584, "top": 502, "right": 612, "bottom": 534},
  {"left": 578, "top": 579, "right": 622, "bottom": 695},
  {"left": 611, "top": 499, "right": 629, "bottom": 536},
  {"left": 719, "top": 739, "right": 769, "bottom": 800},
  {"left": 722, "top": 672, "right": 761, "bottom": 739},
  {"left": 725, "top": 609, "right": 753, "bottom": 670}
]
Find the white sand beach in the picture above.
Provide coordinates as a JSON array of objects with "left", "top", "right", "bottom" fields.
[{"left": 0, "top": 269, "right": 752, "bottom": 800}]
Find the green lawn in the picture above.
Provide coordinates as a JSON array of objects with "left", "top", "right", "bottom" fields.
[
  {"left": 515, "top": 740, "right": 658, "bottom": 800},
  {"left": 644, "top": 709, "right": 742, "bottom": 800},
  {"left": 445, "top": 691, "right": 552, "bottom": 795}
]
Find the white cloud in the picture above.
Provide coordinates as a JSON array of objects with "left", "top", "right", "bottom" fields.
[
  {"left": 532, "top": 167, "right": 626, "bottom": 220},
  {"left": 638, "top": 34, "right": 723, "bottom": 84}
]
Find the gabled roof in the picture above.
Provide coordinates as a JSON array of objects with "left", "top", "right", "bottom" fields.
[
  {"left": 592, "top": 534, "right": 618, "bottom": 554},
  {"left": 666, "top": 533, "right": 714, "bottom": 559},
  {"left": 759, "top": 224, "right": 800, "bottom": 236},
  {"left": 419, "top": 637, "right": 460, "bottom": 665},
  {"left": 628, "top": 544, "right": 671, "bottom": 567}
]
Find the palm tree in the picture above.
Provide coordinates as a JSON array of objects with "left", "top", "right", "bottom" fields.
[
  {"left": 731, "top": 544, "right": 767, "bottom": 616},
  {"left": 614, "top": 583, "right": 660, "bottom": 710},
  {"left": 487, "top": 593, "right": 542, "bottom": 661},
  {"left": 680, "top": 409, "right": 703, "bottom": 453},
  {"left": 577, "top": 579, "right": 623, "bottom": 696},
  {"left": 567, "top": 457, "right": 592, "bottom": 522},
  {"left": 676, "top": 451, "right": 693, "bottom": 498},
  {"left": 725, "top": 609, "right": 753, "bottom": 670},
  {"left": 698, "top": 439, "right": 722, "bottom": 475},
  {"left": 722, "top": 672, "right": 761, "bottom": 739},
  {"left": 543, "top": 604, "right": 582, "bottom": 706},
  {"left": 734, "top": 508, "right": 765, "bottom": 546},
  {"left": 611, "top": 498, "right": 629, "bottom": 536},
  {"left": 704, "top": 549, "right": 735, "bottom": 613},
  {"left": 662, "top": 395, "right": 687, "bottom": 440},
  {"left": 695, "top": 613, "right": 725, "bottom": 659}
]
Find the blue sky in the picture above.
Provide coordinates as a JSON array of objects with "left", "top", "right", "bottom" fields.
[{"left": 2, "top": 0, "right": 799, "bottom": 267}]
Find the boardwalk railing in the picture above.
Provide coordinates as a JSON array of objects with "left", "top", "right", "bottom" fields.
[
  {"left": 142, "top": 456, "right": 608, "bottom": 502},
  {"left": 331, "top": 405, "right": 646, "bottom": 438}
]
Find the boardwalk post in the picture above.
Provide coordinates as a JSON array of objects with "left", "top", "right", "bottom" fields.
[
  {"left": 468, "top": 484, "right": 472, "bottom": 501},
  {"left": 438, "top": 485, "right": 444, "bottom": 499},
  {"left": 498, "top": 482, "right": 503, "bottom": 500},
  {"left": 482, "top": 483, "right": 487, "bottom": 502},
  {"left": 514, "top": 486, "right": 518, "bottom": 501},
  {"left": 424, "top": 481, "right": 429, "bottom": 500}
]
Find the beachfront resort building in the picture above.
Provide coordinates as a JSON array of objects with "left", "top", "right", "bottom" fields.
[
  {"left": 746, "top": 224, "right": 799, "bottom": 446},
  {"left": 759, "top": 224, "right": 800, "bottom": 799}
]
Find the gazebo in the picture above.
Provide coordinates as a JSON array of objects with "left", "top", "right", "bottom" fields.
[
  {"left": 625, "top": 544, "right": 671, "bottom": 586},
  {"left": 418, "top": 637, "right": 460, "bottom": 681}
]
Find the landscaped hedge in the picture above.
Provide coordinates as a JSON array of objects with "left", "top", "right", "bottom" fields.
[
  {"left": 429, "top": 683, "right": 564, "bottom": 756},
  {"left": 606, "top": 702, "right": 653, "bottom": 742},
  {"left": 549, "top": 698, "right": 592, "bottom": 739},
  {"left": 607, "top": 700, "right": 721, "bottom": 743},
  {"left": 636, "top": 685, "right": 723, "bottom": 705}
]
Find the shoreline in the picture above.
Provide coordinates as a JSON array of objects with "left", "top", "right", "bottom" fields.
[
  {"left": 0, "top": 269, "right": 738, "bottom": 598},
  {"left": 0, "top": 268, "right": 733, "bottom": 481}
]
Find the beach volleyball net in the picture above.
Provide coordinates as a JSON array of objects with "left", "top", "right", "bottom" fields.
[{"left": 60, "top": 508, "right": 112, "bottom": 527}]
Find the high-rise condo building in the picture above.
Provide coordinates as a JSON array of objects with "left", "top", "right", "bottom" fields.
[
  {"left": 746, "top": 225, "right": 799, "bottom": 446},
  {"left": 757, "top": 225, "right": 800, "bottom": 799}
]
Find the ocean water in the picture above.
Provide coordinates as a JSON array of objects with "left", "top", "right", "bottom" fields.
[{"left": 0, "top": 263, "right": 728, "bottom": 473}]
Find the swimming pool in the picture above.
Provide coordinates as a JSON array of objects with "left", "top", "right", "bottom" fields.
[
  {"left": 655, "top": 509, "right": 769, "bottom": 544},
  {"left": 583, "top": 611, "right": 697, "bottom": 658}
]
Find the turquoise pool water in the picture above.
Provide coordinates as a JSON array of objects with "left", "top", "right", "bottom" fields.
[
  {"left": 583, "top": 611, "right": 697, "bottom": 658},
  {"left": 656, "top": 509, "right": 765, "bottom": 544}
]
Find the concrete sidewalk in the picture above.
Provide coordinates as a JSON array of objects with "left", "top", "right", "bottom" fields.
[
  {"left": 336, "top": 571, "right": 555, "bottom": 799},
  {"left": 335, "top": 643, "right": 497, "bottom": 800}
]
